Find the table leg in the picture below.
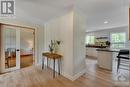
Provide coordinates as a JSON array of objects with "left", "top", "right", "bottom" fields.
[
  {"left": 7, "top": 58, "right": 9, "bottom": 68},
  {"left": 53, "top": 58, "right": 55, "bottom": 78},
  {"left": 47, "top": 58, "right": 48, "bottom": 68},
  {"left": 8, "top": 58, "right": 11, "bottom": 68},
  {"left": 42, "top": 56, "right": 44, "bottom": 69},
  {"left": 58, "top": 59, "right": 61, "bottom": 75}
]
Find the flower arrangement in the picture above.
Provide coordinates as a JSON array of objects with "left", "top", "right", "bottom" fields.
[{"left": 49, "top": 40, "right": 61, "bottom": 53}]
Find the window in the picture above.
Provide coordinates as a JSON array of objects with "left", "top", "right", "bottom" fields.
[
  {"left": 86, "top": 35, "right": 95, "bottom": 45},
  {"left": 110, "top": 32, "right": 126, "bottom": 48}
]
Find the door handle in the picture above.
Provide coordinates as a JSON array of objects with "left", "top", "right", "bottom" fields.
[{"left": 16, "top": 49, "right": 20, "bottom": 51}]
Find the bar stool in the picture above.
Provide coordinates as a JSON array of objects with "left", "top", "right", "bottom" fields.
[{"left": 117, "top": 50, "right": 129, "bottom": 72}]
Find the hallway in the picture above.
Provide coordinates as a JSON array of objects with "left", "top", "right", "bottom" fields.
[{"left": 0, "top": 58, "right": 129, "bottom": 87}]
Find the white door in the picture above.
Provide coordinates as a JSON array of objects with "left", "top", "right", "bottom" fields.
[{"left": 1, "top": 25, "right": 20, "bottom": 73}]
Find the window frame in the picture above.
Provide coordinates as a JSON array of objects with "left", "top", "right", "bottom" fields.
[
  {"left": 85, "top": 35, "right": 95, "bottom": 45},
  {"left": 110, "top": 32, "right": 127, "bottom": 48}
]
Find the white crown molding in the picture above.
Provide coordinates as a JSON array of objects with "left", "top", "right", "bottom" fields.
[{"left": 86, "top": 25, "right": 128, "bottom": 32}]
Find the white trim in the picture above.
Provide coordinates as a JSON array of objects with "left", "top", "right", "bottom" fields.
[
  {"left": 62, "top": 72, "right": 74, "bottom": 81},
  {"left": 16, "top": 29, "right": 20, "bottom": 69},
  {"left": 34, "top": 28, "right": 38, "bottom": 65},
  {"left": 41, "top": 62, "right": 86, "bottom": 81},
  {"left": 72, "top": 69, "right": 86, "bottom": 81},
  {"left": 0, "top": 26, "right": 21, "bottom": 73},
  {"left": 0, "top": 25, "right": 37, "bottom": 73},
  {"left": 62, "top": 69, "right": 86, "bottom": 81}
]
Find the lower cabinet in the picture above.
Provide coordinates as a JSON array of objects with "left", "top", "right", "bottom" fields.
[{"left": 86, "top": 48, "right": 97, "bottom": 58}]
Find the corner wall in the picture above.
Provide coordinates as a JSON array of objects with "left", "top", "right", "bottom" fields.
[
  {"left": 44, "top": 11, "right": 86, "bottom": 80},
  {"left": 73, "top": 12, "right": 86, "bottom": 76},
  {"left": 44, "top": 12, "right": 74, "bottom": 76}
]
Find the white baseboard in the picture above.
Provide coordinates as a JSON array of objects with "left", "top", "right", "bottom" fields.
[
  {"left": 62, "top": 69, "right": 86, "bottom": 81},
  {"left": 72, "top": 69, "right": 86, "bottom": 81},
  {"left": 38, "top": 63, "right": 86, "bottom": 81},
  {"left": 62, "top": 72, "right": 74, "bottom": 81}
]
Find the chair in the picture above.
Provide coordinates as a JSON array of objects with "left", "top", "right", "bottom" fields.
[
  {"left": 5, "top": 51, "right": 10, "bottom": 68},
  {"left": 117, "top": 50, "right": 129, "bottom": 72}
]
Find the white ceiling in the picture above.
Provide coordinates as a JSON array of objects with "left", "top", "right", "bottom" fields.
[
  {"left": 2, "top": 0, "right": 130, "bottom": 31},
  {"left": 15, "top": 0, "right": 74, "bottom": 24},
  {"left": 75, "top": 0, "right": 130, "bottom": 32}
]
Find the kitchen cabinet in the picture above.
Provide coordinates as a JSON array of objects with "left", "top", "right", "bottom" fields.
[
  {"left": 97, "top": 51, "right": 113, "bottom": 70},
  {"left": 96, "top": 48, "right": 119, "bottom": 70},
  {"left": 86, "top": 47, "right": 97, "bottom": 58}
]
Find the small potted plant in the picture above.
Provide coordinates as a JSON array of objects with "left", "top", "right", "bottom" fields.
[
  {"left": 49, "top": 40, "right": 61, "bottom": 53},
  {"left": 49, "top": 40, "right": 54, "bottom": 53}
]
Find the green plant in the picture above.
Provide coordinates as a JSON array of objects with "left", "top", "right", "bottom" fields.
[{"left": 49, "top": 40, "right": 61, "bottom": 53}]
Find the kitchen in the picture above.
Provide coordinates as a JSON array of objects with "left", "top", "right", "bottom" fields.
[
  {"left": 85, "top": 18, "right": 130, "bottom": 87},
  {"left": 86, "top": 25, "right": 129, "bottom": 70}
]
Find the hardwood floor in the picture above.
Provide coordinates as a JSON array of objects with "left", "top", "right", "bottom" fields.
[
  {"left": 20, "top": 55, "right": 33, "bottom": 68},
  {"left": 0, "top": 58, "right": 129, "bottom": 87},
  {"left": 84, "top": 58, "right": 129, "bottom": 87},
  {"left": 5, "top": 55, "right": 33, "bottom": 68}
]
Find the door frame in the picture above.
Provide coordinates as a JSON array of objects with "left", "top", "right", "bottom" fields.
[
  {"left": 0, "top": 23, "right": 37, "bottom": 73},
  {"left": 1, "top": 25, "right": 20, "bottom": 72}
]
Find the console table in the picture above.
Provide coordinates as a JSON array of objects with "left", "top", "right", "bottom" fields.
[{"left": 42, "top": 52, "right": 62, "bottom": 78}]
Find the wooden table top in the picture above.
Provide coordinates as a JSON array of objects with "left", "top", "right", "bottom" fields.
[{"left": 42, "top": 52, "right": 62, "bottom": 59}]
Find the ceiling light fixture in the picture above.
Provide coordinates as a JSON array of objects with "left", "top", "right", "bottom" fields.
[{"left": 104, "top": 21, "right": 108, "bottom": 24}]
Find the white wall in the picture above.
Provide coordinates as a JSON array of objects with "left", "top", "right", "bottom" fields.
[
  {"left": 73, "top": 12, "right": 86, "bottom": 75},
  {"left": 0, "top": 12, "right": 87, "bottom": 80},
  {"left": 44, "top": 11, "right": 86, "bottom": 80},
  {"left": 44, "top": 12, "right": 74, "bottom": 76}
]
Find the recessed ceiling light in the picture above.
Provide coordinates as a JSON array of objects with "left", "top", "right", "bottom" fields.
[{"left": 104, "top": 21, "right": 108, "bottom": 24}]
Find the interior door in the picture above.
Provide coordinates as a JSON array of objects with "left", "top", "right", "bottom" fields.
[{"left": 1, "top": 25, "right": 20, "bottom": 72}]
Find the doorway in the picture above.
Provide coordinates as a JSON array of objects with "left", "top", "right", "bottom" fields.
[{"left": 0, "top": 24, "right": 35, "bottom": 73}]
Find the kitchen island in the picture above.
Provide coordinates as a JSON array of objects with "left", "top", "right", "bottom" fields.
[
  {"left": 86, "top": 45, "right": 108, "bottom": 58},
  {"left": 96, "top": 48, "right": 119, "bottom": 70}
]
